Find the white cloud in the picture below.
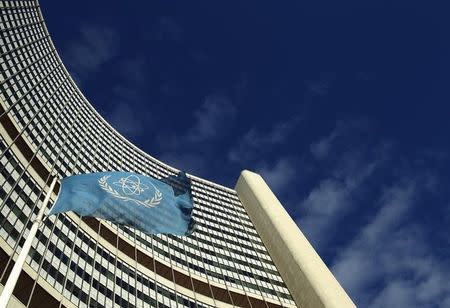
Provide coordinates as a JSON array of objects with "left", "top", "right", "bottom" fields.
[
  {"left": 295, "top": 120, "right": 450, "bottom": 307},
  {"left": 297, "top": 150, "right": 382, "bottom": 248},
  {"left": 257, "top": 158, "right": 296, "bottom": 194},
  {"left": 331, "top": 182, "right": 415, "bottom": 293},
  {"left": 63, "top": 24, "right": 118, "bottom": 81},
  {"left": 304, "top": 72, "right": 336, "bottom": 96},
  {"left": 154, "top": 94, "right": 237, "bottom": 177},
  {"left": 155, "top": 96, "right": 235, "bottom": 147},
  {"left": 309, "top": 119, "right": 370, "bottom": 161},
  {"left": 331, "top": 179, "right": 450, "bottom": 307},
  {"left": 106, "top": 103, "right": 148, "bottom": 138},
  {"left": 154, "top": 16, "right": 183, "bottom": 42},
  {"left": 228, "top": 117, "right": 300, "bottom": 164},
  {"left": 310, "top": 129, "right": 338, "bottom": 160},
  {"left": 100, "top": 56, "right": 151, "bottom": 139},
  {"left": 368, "top": 281, "right": 420, "bottom": 308},
  {"left": 119, "top": 57, "right": 147, "bottom": 84},
  {"left": 186, "top": 95, "right": 236, "bottom": 143}
]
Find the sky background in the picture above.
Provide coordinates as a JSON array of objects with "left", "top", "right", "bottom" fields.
[{"left": 41, "top": 1, "right": 450, "bottom": 307}]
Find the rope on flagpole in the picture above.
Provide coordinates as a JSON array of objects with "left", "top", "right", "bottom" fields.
[{"left": 0, "top": 176, "right": 58, "bottom": 308}]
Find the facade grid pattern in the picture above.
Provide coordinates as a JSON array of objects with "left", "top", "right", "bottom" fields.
[{"left": 0, "top": 1, "right": 296, "bottom": 307}]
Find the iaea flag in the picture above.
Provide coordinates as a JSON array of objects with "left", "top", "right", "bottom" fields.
[{"left": 49, "top": 172, "right": 196, "bottom": 235}]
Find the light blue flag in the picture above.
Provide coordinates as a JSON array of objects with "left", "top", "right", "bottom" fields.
[{"left": 49, "top": 172, "right": 196, "bottom": 235}]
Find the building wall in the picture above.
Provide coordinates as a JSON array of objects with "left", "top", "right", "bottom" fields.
[{"left": 0, "top": 1, "right": 296, "bottom": 307}]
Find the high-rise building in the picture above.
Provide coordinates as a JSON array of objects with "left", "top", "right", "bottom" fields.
[{"left": 0, "top": 1, "right": 354, "bottom": 307}]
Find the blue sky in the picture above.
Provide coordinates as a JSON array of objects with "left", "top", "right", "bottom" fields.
[{"left": 42, "top": 1, "right": 450, "bottom": 307}]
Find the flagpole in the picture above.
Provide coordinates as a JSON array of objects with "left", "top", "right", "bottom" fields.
[{"left": 0, "top": 177, "right": 58, "bottom": 308}]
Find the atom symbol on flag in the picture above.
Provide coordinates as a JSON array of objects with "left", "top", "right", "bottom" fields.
[{"left": 113, "top": 175, "right": 149, "bottom": 196}]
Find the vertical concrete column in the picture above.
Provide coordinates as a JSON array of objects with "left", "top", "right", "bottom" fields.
[{"left": 235, "top": 170, "right": 355, "bottom": 308}]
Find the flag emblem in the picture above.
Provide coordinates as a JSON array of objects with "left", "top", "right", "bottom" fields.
[{"left": 99, "top": 175, "right": 162, "bottom": 208}]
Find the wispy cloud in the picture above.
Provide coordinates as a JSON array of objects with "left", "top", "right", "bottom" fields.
[
  {"left": 304, "top": 72, "right": 336, "bottom": 97},
  {"left": 310, "top": 119, "right": 369, "bottom": 161},
  {"left": 153, "top": 16, "right": 183, "bottom": 42},
  {"left": 186, "top": 95, "right": 236, "bottom": 143},
  {"left": 105, "top": 102, "right": 148, "bottom": 138},
  {"left": 100, "top": 56, "right": 152, "bottom": 139},
  {"left": 154, "top": 94, "right": 237, "bottom": 176},
  {"left": 119, "top": 57, "right": 148, "bottom": 84},
  {"left": 294, "top": 119, "right": 450, "bottom": 307},
  {"left": 309, "top": 127, "right": 340, "bottom": 160},
  {"left": 298, "top": 120, "right": 386, "bottom": 248},
  {"left": 331, "top": 178, "right": 450, "bottom": 307},
  {"left": 228, "top": 117, "right": 300, "bottom": 164},
  {"left": 298, "top": 152, "right": 382, "bottom": 248},
  {"left": 63, "top": 24, "right": 118, "bottom": 83},
  {"left": 62, "top": 25, "right": 148, "bottom": 140},
  {"left": 257, "top": 158, "right": 296, "bottom": 194}
]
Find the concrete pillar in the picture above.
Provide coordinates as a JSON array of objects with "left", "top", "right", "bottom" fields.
[{"left": 235, "top": 170, "right": 356, "bottom": 308}]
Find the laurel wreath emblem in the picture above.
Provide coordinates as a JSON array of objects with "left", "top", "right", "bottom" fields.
[{"left": 99, "top": 175, "right": 162, "bottom": 208}]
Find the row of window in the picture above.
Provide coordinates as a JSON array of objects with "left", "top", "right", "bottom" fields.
[
  {"left": 5, "top": 88, "right": 270, "bottom": 265},
  {"left": 0, "top": 3, "right": 296, "bottom": 305},
  {"left": 0, "top": 1, "right": 37, "bottom": 9},
  {"left": 119, "top": 223, "right": 285, "bottom": 289},
  {"left": 0, "top": 5, "right": 41, "bottom": 35},
  {"left": 0, "top": 130, "right": 292, "bottom": 304},
  {"left": 0, "top": 80, "right": 292, "bottom": 304},
  {"left": 0, "top": 152, "right": 212, "bottom": 307},
  {"left": 0, "top": 211, "right": 205, "bottom": 308}
]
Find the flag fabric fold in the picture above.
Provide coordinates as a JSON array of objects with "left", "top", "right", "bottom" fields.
[{"left": 49, "top": 171, "right": 196, "bottom": 235}]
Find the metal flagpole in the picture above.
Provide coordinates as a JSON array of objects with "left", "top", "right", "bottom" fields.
[{"left": 0, "top": 176, "right": 58, "bottom": 308}]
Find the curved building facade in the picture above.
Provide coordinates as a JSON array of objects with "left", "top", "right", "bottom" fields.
[{"left": 0, "top": 1, "right": 355, "bottom": 307}]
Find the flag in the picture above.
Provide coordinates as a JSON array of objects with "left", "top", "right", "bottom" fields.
[{"left": 49, "top": 171, "right": 196, "bottom": 235}]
